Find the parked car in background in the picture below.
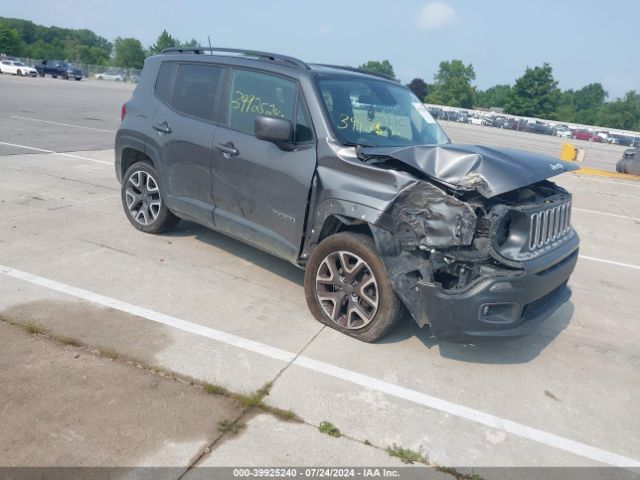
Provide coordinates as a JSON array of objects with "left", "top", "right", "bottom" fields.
[
  {"left": 616, "top": 148, "right": 640, "bottom": 175},
  {"left": 35, "top": 60, "right": 83, "bottom": 80},
  {"left": 0, "top": 60, "right": 37, "bottom": 77},
  {"left": 609, "top": 134, "right": 636, "bottom": 146},
  {"left": 572, "top": 130, "right": 603, "bottom": 142},
  {"left": 554, "top": 126, "right": 572, "bottom": 138},
  {"left": 527, "top": 123, "right": 555, "bottom": 136},
  {"left": 595, "top": 132, "right": 616, "bottom": 144},
  {"left": 95, "top": 70, "right": 124, "bottom": 81},
  {"left": 427, "top": 106, "right": 443, "bottom": 119},
  {"left": 506, "top": 119, "right": 529, "bottom": 131},
  {"left": 491, "top": 117, "right": 508, "bottom": 128}
]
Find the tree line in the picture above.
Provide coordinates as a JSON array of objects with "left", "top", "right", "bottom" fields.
[
  {"left": 0, "top": 17, "right": 196, "bottom": 69},
  {"left": 1, "top": 16, "right": 636, "bottom": 131},
  {"left": 353, "top": 59, "right": 639, "bottom": 132}
]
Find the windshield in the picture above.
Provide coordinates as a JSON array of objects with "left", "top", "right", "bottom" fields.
[{"left": 317, "top": 76, "right": 450, "bottom": 148}]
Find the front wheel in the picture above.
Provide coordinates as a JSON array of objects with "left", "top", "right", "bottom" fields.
[
  {"left": 304, "top": 232, "right": 404, "bottom": 342},
  {"left": 121, "top": 162, "right": 179, "bottom": 233},
  {"left": 17, "top": 69, "right": 22, "bottom": 76}
]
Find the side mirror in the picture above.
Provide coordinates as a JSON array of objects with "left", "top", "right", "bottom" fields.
[{"left": 255, "top": 115, "right": 293, "bottom": 150}]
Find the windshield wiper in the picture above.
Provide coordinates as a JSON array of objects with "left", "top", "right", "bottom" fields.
[{"left": 342, "top": 141, "right": 374, "bottom": 148}]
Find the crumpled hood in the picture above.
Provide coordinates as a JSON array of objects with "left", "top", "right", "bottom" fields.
[{"left": 357, "top": 144, "right": 579, "bottom": 197}]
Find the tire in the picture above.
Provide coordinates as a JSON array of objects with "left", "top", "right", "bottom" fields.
[
  {"left": 52, "top": 75, "right": 57, "bottom": 79},
  {"left": 75, "top": 77, "right": 81, "bottom": 81},
  {"left": 17, "top": 69, "right": 22, "bottom": 76},
  {"left": 304, "top": 232, "right": 404, "bottom": 342},
  {"left": 121, "top": 162, "right": 179, "bottom": 234}
]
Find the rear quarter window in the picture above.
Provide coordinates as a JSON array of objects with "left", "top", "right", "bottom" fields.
[{"left": 154, "top": 62, "right": 174, "bottom": 104}]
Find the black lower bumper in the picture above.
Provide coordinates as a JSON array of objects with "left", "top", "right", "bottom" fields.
[{"left": 419, "top": 246, "right": 579, "bottom": 341}]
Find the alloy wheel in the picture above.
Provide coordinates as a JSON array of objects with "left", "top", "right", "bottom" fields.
[
  {"left": 315, "top": 251, "right": 379, "bottom": 329},
  {"left": 125, "top": 170, "right": 161, "bottom": 226}
]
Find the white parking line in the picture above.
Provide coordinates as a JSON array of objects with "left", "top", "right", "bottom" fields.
[
  {"left": 0, "top": 141, "right": 111, "bottom": 165},
  {"left": 579, "top": 255, "right": 640, "bottom": 271},
  {"left": 573, "top": 208, "right": 640, "bottom": 221},
  {"left": 11, "top": 115, "right": 116, "bottom": 133},
  {"left": 0, "top": 263, "right": 638, "bottom": 468}
]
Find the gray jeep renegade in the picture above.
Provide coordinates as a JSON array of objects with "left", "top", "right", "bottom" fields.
[{"left": 116, "top": 48, "right": 580, "bottom": 342}]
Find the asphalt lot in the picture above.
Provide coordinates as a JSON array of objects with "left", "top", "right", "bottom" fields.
[{"left": 0, "top": 74, "right": 639, "bottom": 470}]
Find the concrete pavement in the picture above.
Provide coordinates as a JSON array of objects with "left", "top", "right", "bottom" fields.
[{"left": 0, "top": 148, "right": 638, "bottom": 473}]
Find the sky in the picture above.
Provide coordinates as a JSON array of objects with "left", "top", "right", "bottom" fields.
[{"left": 2, "top": 0, "right": 638, "bottom": 98}]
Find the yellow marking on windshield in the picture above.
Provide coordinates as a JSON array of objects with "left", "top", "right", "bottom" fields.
[{"left": 230, "top": 90, "right": 283, "bottom": 118}]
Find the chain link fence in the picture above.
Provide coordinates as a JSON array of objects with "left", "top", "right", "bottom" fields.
[{"left": 15, "top": 57, "right": 142, "bottom": 83}]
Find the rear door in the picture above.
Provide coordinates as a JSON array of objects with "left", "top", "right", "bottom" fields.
[
  {"left": 212, "top": 68, "right": 316, "bottom": 261},
  {"left": 150, "top": 62, "right": 226, "bottom": 227}
]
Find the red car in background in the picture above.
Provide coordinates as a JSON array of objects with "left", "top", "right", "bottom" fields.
[{"left": 572, "top": 130, "right": 603, "bottom": 142}]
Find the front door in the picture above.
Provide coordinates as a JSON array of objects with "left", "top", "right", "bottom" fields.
[{"left": 212, "top": 68, "right": 316, "bottom": 261}]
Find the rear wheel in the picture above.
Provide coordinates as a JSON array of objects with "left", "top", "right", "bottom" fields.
[
  {"left": 17, "top": 69, "right": 22, "bottom": 76},
  {"left": 121, "top": 162, "right": 179, "bottom": 233},
  {"left": 304, "top": 232, "right": 404, "bottom": 342}
]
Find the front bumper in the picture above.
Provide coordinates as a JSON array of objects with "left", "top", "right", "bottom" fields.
[{"left": 420, "top": 240, "right": 579, "bottom": 341}]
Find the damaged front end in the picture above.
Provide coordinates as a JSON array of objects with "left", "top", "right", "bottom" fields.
[{"left": 361, "top": 146, "right": 580, "bottom": 340}]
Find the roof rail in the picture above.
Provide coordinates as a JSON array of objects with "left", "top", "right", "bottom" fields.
[
  {"left": 310, "top": 64, "right": 398, "bottom": 82},
  {"left": 161, "top": 47, "right": 309, "bottom": 69}
]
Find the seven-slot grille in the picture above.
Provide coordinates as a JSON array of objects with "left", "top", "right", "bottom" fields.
[{"left": 528, "top": 201, "right": 572, "bottom": 250}]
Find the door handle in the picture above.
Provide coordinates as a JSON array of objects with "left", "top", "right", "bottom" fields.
[
  {"left": 153, "top": 122, "right": 172, "bottom": 134},
  {"left": 215, "top": 142, "right": 239, "bottom": 157}
]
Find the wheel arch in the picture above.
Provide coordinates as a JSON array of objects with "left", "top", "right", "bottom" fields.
[
  {"left": 317, "top": 215, "right": 374, "bottom": 243},
  {"left": 120, "top": 147, "right": 154, "bottom": 179},
  {"left": 115, "top": 132, "right": 153, "bottom": 183},
  {"left": 301, "top": 198, "right": 386, "bottom": 265}
]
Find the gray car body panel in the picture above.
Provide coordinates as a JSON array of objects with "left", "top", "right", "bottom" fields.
[
  {"left": 616, "top": 148, "right": 640, "bottom": 175},
  {"left": 357, "top": 144, "right": 580, "bottom": 198},
  {"left": 116, "top": 51, "right": 580, "bottom": 339}
]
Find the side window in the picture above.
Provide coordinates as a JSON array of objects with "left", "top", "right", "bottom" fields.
[
  {"left": 154, "top": 62, "right": 174, "bottom": 104},
  {"left": 227, "top": 69, "right": 296, "bottom": 135},
  {"left": 172, "top": 64, "right": 223, "bottom": 121},
  {"left": 295, "top": 94, "right": 314, "bottom": 143}
]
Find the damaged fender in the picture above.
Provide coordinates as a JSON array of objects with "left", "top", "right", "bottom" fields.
[
  {"left": 378, "top": 181, "right": 477, "bottom": 249},
  {"left": 369, "top": 181, "right": 484, "bottom": 332}
]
